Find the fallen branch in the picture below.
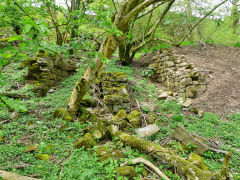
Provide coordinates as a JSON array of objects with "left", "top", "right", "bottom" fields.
[
  {"left": 109, "top": 125, "right": 231, "bottom": 180},
  {"left": 0, "top": 93, "right": 31, "bottom": 99},
  {"left": 122, "top": 157, "right": 170, "bottom": 180}
]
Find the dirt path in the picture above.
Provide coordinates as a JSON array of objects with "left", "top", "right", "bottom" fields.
[{"left": 173, "top": 44, "right": 240, "bottom": 116}]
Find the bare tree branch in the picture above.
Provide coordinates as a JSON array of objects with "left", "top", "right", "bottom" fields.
[{"left": 176, "top": 0, "right": 228, "bottom": 47}]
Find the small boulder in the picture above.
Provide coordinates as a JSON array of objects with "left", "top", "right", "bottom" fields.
[
  {"left": 74, "top": 133, "right": 97, "bottom": 149},
  {"left": 158, "top": 91, "right": 173, "bottom": 100},
  {"left": 113, "top": 110, "right": 129, "bottom": 129},
  {"left": 91, "top": 123, "right": 109, "bottom": 140},
  {"left": 115, "top": 166, "right": 137, "bottom": 179},
  {"left": 11, "top": 112, "right": 20, "bottom": 120},
  {"left": 24, "top": 144, "right": 39, "bottom": 153},
  {"left": 140, "top": 102, "right": 157, "bottom": 112},
  {"left": 54, "top": 108, "right": 73, "bottom": 122},
  {"left": 115, "top": 110, "right": 128, "bottom": 120},
  {"left": 181, "top": 99, "right": 192, "bottom": 107},
  {"left": 135, "top": 124, "right": 160, "bottom": 138},
  {"left": 127, "top": 110, "right": 141, "bottom": 128}
]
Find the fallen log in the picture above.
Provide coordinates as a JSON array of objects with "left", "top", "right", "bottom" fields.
[{"left": 109, "top": 125, "right": 232, "bottom": 180}]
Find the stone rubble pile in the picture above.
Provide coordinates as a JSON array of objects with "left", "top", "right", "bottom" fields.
[
  {"left": 149, "top": 49, "right": 207, "bottom": 98},
  {"left": 99, "top": 72, "right": 131, "bottom": 113},
  {"left": 23, "top": 51, "right": 76, "bottom": 96}
]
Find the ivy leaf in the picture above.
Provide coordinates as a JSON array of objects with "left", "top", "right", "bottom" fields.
[
  {"left": 24, "top": 24, "right": 33, "bottom": 33},
  {"left": 8, "top": 35, "right": 23, "bottom": 42}
]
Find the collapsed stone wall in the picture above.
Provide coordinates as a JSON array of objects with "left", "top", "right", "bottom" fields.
[
  {"left": 23, "top": 52, "right": 76, "bottom": 96},
  {"left": 99, "top": 72, "right": 131, "bottom": 113},
  {"left": 150, "top": 49, "right": 207, "bottom": 98}
]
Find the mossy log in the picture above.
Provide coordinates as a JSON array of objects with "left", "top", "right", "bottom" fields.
[{"left": 109, "top": 125, "right": 232, "bottom": 180}]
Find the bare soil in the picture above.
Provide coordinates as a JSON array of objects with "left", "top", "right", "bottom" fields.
[{"left": 134, "top": 44, "right": 240, "bottom": 117}]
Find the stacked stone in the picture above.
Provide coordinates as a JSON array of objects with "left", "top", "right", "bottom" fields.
[
  {"left": 150, "top": 49, "right": 207, "bottom": 98},
  {"left": 100, "top": 72, "right": 131, "bottom": 113},
  {"left": 24, "top": 52, "right": 76, "bottom": 96}
]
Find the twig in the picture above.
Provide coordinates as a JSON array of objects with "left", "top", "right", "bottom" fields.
[
  {"left": 135, "top": 98, "right": 147, "bottom": 126},
  {"left": 112, "top": 0, "right": 117, "bottom": 12},
  {"left": 210, "top": 148, "right": 228, "bottom": 155},
  {"left": 122, "top": 157, "right": 170, "bottom": 180},
  {"left": 137, "top": 2, "right": 165, "bottom": 19}
]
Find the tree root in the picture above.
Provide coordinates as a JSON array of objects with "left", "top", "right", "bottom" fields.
[
  {"left": 122, "top": 157, "right": 170, "bottom": 180},
  {"left": 109, "top": 125, "right": 232, "bottom": 180}
]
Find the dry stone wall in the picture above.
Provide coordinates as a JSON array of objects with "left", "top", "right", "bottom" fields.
[
  {"left": 24, "top": 52, "right": 76, "bottom": 96},
  {"left": 150, "top": 49, "right": 207, "bottom": 98},
  {"left": 99, "top": 72, "right": 131, "bottom": 114}
]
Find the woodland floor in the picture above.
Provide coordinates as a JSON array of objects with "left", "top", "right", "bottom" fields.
[{"left": 0, "top": 44, "right": 240, "bottom": 179}]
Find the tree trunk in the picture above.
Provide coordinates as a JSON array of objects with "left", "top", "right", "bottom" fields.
[
  {"left": 186, "top": 0, "right": 194, "bottom": 41},
  {"left": 231, "top": 0, "right": 240, "bottom": 31},
  {"left": 119, "top": 43, "right": 135, "bottom": 65}
]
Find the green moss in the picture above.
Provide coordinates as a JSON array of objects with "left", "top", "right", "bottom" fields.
[
  {"left": 35, "top": 154, "right": 50, "bottom": 161},
  {"left": 0, "top": 136, "right": 4, "bottom": 142},
  {"left": 91, "top": 123, "right": 109, "bottom": 140},
  {"left": 115, "top": 110, "right": 128, "bottom": 120},
  {"left": 80, "top": 97, "right": 97, "bottom": 108},
  {"left": 115, "top": 166, "right": 137, "bottom": 179},
  {"left": 189, "top": 153, "right": 208, "bottom": 171},
  {"left": 127, "top": 110, "right": 141, "bottom": 128},
  {"left": 74, "top": 133, "right": 97, "bottom": 149},
  {"left": 54, "top": 108, "right": 73, "bottom": 122}
]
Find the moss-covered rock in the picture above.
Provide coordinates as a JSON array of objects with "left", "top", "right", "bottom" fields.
[
  {"left": 188, "top": 153, "right": 208, "bottom": 171},
  {"left": 78, "top": 107, "right": 97, "bottom": 123},
  {"left": 127, "top": 110, "right": 141, "bottom": 128},
  {"left": 115, "top": 110, "right": 128, "bottom": 120},
  {"left": 74, "top": 133, "right": 96, "bottom": 149},
  {"left": 54, "top": 108, "right": 73, "bottom": 122},
  {"left": 112, "top": 110, "right": 129, "bottom": 129},
  {"left": 35, "top": 154, "right": 50, "bottom": 161},
  {"left": 91, "top": 123, "right": 109, "bottom": 140},
  {"left": 115, "top": 166, "right": 137, "bottom": 179},
  {"left": 96, "top": 147, "right": 124, "bottom": 161},
  {"left": 80, "top": 97, "right": 97, "bottom": 108},
  {"left": 104, "top": 95, "right": 123, "bottom": 105}
]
